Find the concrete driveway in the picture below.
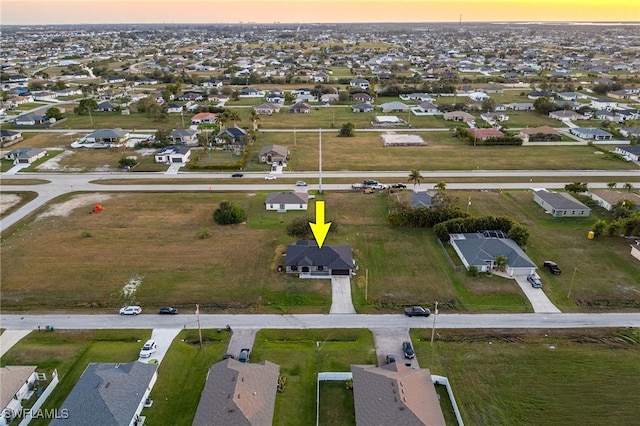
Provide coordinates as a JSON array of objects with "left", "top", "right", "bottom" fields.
[
  {"left": 514, "top": 275, "right": 561, "bottom": 313},
  {"left": 226, "top": 327, "right": 258, "bottom": 359},
  {"left": 329, "top": 276, "right": 356, "bottom": 314},
  {"left": 0, "top": 329, "right": 32, "bottom": 357},
  {"left": 372, "top": 328, "right": 420, "bottom": 368},
  {"left": 138, "top": 328, "right": 181, "bottom": 364}
]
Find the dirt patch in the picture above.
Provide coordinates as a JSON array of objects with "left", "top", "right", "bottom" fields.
[
  {"left": 38, "top": 193, "right": 113, "bottom": 220},
  {"left": 122, "top": 276, "right": 142, "bottom": 298},
  {"left": 36, "top": 150, "right": 80, "bottom": 171},
  {"left": 0, "top": 194, "right": 21, "bottom": 215}
]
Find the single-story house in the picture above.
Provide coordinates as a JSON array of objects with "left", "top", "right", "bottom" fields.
[
  {"left": 266, "top": 93, "right": 285, "bottom": 104},
  {"left": 154, "top": 145, "right": 192, "bottom": 164},
  {"left": 14, "top": 113, "right": 47, "bottom": 126},
  {"left": 588, "top": 189, "right": 640, "bottom": 211},
  {"left": 6, "top": 95, "right": 33, "bottom": 105},
  {"left": 32, "top": 91, "right": 58, "bottom": 101},
  {"left": 411, "top": 191, "right": 439, "bottom": 208},
  {"left": 631, "top": 240, "right": 640, "bottom": 262},
  {"left": 549, "top": 110, "right": 584, "bottom": 121},
  {"left": 253, "top": 102, "right": 281, "bottom": 115},
  {"left": 468, "top": 128, "right": 504, "bottom": 140},
  {"left": 0, "top": 129, "right": 23, "bottom": 144},
  {"left": 590, "top": 98, "right": 617, "bottom": 110},
  {"left": 415, "top": 101, "right": 440, "bottom": 114},
  {"left": 533, "top": 189, "right": 591, "bottom": 217},
  {"left": 372, "top": 116, "right": 405, "bottom": 126},
  {"left": 178, "top": 92, "right": 203, "bottom": 102},
  {"left": 450, "top": 231, "right": 537, "bottom": 276},
  {"left": 259, "top": 144, "right": 288, "bottom": 164},
  {"left": 239, "top": 87, "right": 265, "bottom": 98},
  {"left": 506, "top": 102, "right": 534, "bottom": 111},
  {"left": 170, "top": 128, "right": 199, "bottom": 145},
  {"left": 443, "top": 111, "right": 475, "bottom": 122},
  {"left": 191, "top": 112, "right": 217, "bottom": 125},
  {"left": 351, "top": 363, "right": 446, "bottom": 426},
  {"left": 96, "top": 101, "right": 115, "bottom": 112},
  {"left": 595, "top": 110, "right": 624, "bottom": 123},
  {"left": 85, "top": 128, "right": 130, "bottom": 144},
  {"left": 285, "top": 240, "right": 354, "bottom": 277},
  {"left": 321, "top": 93, "right": 340, "bottom": 104},
  {"left": 351, "top": 102, "right": 374, "bottom": 113},
  {"left": 50, "top": 362, "right": 158, "bottom": 426},
  {"left": 527, "top": 91, "right": 550, "bottom": 100},
  {"left": 556, "top": 92, "right": 586, "bottom": 102},
  {"left": 469, "top": 91, "right": 490, "bottom": 101},
  {"left": 352, "top": 93, "right": 372, "bottom": 103},
  {"left": 295, "top": 93, "right": 317, "bottom": 103},
  {"left": 167, "top": 103, "right": 183, "bottom": 113},
  {"left": 3, "top": 147, "right": 47, "bottom": 164},
  {"left": 265, "top": 192, "right": 308, "bottom": 212},
  {"left": 288, "top": 102, "right": 311, "bottom": 114},
  {"left": 480, "top": 112, "right": 509, "bottom": 123},
  {"left": 380, "top": 101, "right": 409, "bottom": 113},
  {"left": 519, "top": 126, "right": 561, "bottom": 141},
  {"left": 400, "top": 92, "right": 435, "bottom": 101},
  {"left": 215, "top": 127, "right": 248, "bottom": 145},
  {"left": 569, "top": 127, "right": 613, "bottom": 140},
  {"left": 620, "top": 126, "right": 640, "bottom": 138},
  {"left": 614, "top": 145, "right": 640, "bottom": 162},
  {"left": 350, "top": 78, "right": 370, "bottom": 90},
  {"left": 1, "top": 366, "right": 38, "bottom": 425},
  {"left": 192, "top": 359, "right": 280, "bottom": 426}
]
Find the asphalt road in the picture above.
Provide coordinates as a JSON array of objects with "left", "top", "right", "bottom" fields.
[{"left": 2, "top": 313, "right": 639, "bottom": 330}]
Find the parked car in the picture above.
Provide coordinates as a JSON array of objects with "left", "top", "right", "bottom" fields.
[
  {"left": 404, "top": 306, "right": 431, "bottom": 317},
  {"left": 295, "top": 180, "right": 308, "bottom": 186},
  {"left": 238, "top": 348, "right": 251, "bottom": 363},
  {"left": 371, "top": 184, "right": 388, "bottom": 190},
  {"left": 544, "top": 261, "right": 562, "bottom": 275},
  {"left": 265, "top": 175, "right": 276, "bottom": 180},
  {"left": 363, "top": 179, "right": 379, "bottom": 187},
  {"left": 527, "top": 274, "right": 543, "bottom": 288},
  {"left": 158, "top": 306, "right": 178, "bottom": 315},
  {"left": 351, "top": 183, "right": 364, "bottom": 190},
  {"left": 119, "top": 306, "right": 141, "bottom": 315},
  {"left": 139, "top": 339, "right": 157, "bottom": 358},
  {"left": 391, "top": 183, "right": 407, "bottom": 189},
  {"left": 385, "top": 354, "right": 396, "bottom": 364},
  {"left": 231, "top": 173, "right": 243, "bottom": 178},
  {"left": 402, "top": 341, "right": 415, "bottom": 359}
]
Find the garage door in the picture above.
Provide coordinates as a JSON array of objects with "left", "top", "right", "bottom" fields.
[{"left": 331, "top": 269, "right": 350, "bottom": 276}]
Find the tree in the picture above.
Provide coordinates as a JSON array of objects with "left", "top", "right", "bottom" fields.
[
  {"left": 507, "top": 224, "right": 530, "bottom": 247},
  {"left": 118, "top": 157, "right": 137, "bottom": 168},
  {"left": 218, "top": 110, "right": 230, "bottom": 129},
  {"left": 494, "top": 255, "right": 508, "bottom": 271},
  {"left": 408, "top": 170, "right": 423, "bottom": 188},
  {"left": 533, "top": 98, "right": 556, "bottom": 116},
  {"left": 623, "top": 183, "right": 634, "bottom": 192},
  {"left": 250, "top": 110, "right": 260, "bottom": 130},
  {"left": 564, "top": 182, "right": 588, "bottom": 194},
  {"left": 339, "top": 122, "right": 356, "bottom": 137},
  {"left": 286, "top": 217, "right": 313, "bottom": 239},
  {"left": 607, "top": 182, "right": 617, "bottom": 190},
  {"left": 51, "top": 80, "right": 67, "bottom": 91},
  {"left": 45, "top": 106, "right": 63, "bottom": 121},
  {"left": 74, "top": 98, "right": 98, "bottom": 115},
  {"left": 434, "top": 181, "right": 447, "bottom": 191},
  {"left": 227, "top": 110, "right": 241, "bottom": 127},
  {"left": 213, "top": 201, "right": 246, "bottom": 225},
  {"left": 481, "top": 98, "right": 496, "bottom": 112}
]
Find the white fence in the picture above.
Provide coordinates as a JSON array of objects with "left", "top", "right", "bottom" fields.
[{"left": 19, "top": 369, "right": 59, "bottom": 426}]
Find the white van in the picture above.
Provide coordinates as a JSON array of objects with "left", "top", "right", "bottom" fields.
[{"left": 139, "top": 339, "right": 157, "bottom": 358}]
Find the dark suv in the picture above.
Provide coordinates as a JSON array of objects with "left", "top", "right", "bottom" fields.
[
  {"left": 402, "top": 341, "right": 415, "bottom": 359},
  {"left": 158, "top": 306, "right": 178, "bottom": 314},
  {"left": 543, "top": 261, "right": 561, "bottom": 275}
]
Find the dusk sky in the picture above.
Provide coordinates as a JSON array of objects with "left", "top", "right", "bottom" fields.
[{"left": 2, "top": 0, "right": 639, "bottom": 25}]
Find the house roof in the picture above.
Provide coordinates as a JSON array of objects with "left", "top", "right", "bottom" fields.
[
  {"left": 520, "top": 126, "right": 560, "bottom": 136},
  {"left": 171, "top": 128, "right": 198, "bottom": 138},
  {"left": 380, "top": 101, "right": 409, "bottom": 110},
  {"left": 550, "top": 110, "right": 581, "bottom": 118},
  {"left": 288, "top": 102, "right": 311, "bottom": 110},
  {"left": 411, "top": 191, "right": 437, "bottom": 207},
  {"left": 350, "top": 363, "right": 446, "bottom": 426},
  {"left": 617, "top": 145, "right": 640, "bottom": 155},
  {"left": 50, "top": 362, "right": 158, "bottom": 426},
  {"left": 6, "top": 147, "right": 46, "bottom": 159},
  {"left": 0, "top": 366, "right": 37, "bottom": 408},
  {"left": 352, "top": 103, "right": 373, "bottom": 110},
  {"left": 192, "top": 359, "right": 280, "bottom": 426},
  {"left": 534, "top": 189, "right": 590, "bottom": 211},
  {"left": 86, "top": 128, "right": 129, "bottom": 139},
  {"left": 259, "top": 144, "right": 288, "bottom": 158},
  {"left": 15, "top": 113, "right": 46, "bottom": 122},
  {"left": 443, "top": 111, "right": 475, "bottom": 120},
  {"left": 0, "top": 129, "right": 21, "bottom": 137},
  {"left": 217, "top": 127, "right": 248, "bottom": 139},
  {"left": 266, "top": 192, "right": 308, "bottom": 205},
  {"left": 191, "top": 112, "right": 217, "bottom": 120},
  {"left": 418, "top": 101, "right": 438, "bottom": 110},
  {"left": 285, "top": 240, "right": 353, "bottom": 270},
  {"left": 450, "top": 232, "right": 536, "bottom": 269},
  {"left": 156, "top": 145, "right": 191, "bottom": 156},
  {"left": 571, "top": 128, "right": 612, "bottom": 137},
  {"left": 590, "top": 189, "right": 640, "bottom": 206}
]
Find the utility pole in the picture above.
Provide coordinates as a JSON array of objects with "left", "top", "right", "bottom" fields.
[
  {"left": 365, "top": 268, "right": 369, "bottom": 300},
  {"left": 430, "top": 301, "right": 439, "bottom": 368},
  {"left": 196, "top": 304, "right": 203, "bottom": 348},
  {"left": 318, "top": 128, "right": 323, "bottom": 194},
  {"left": 88, "top": 107, "right": 93, "bottom": 127},
  {"left": 467, "top": 196, "right": 471, "bottom": 214},
  {"left": 567, "top": 267, "right": 578, "bottom": 299},
  {"left": 294, "top": 128, "right": 296, "bottom": 147}
]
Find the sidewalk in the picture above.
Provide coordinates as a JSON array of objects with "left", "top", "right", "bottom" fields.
[{"left": 0, "top": 329, "right": 32, "bottom": 357}]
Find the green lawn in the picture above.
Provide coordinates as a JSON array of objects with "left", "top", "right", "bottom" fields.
[
  {"left": 412, "top": 328, "right": 640, "bottom": 426},
  {"left": 53, "top": 111, "right": 187, "bottom": 130}
]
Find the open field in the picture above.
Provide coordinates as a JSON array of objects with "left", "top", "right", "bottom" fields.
[
  {"left": 0, "top": 329, "right": 151, "bottom": 426},
  {"left": 412, "top": 328, "right": 640, "bottom": 425}
]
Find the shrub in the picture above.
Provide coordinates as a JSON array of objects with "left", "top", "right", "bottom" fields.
[
  {"left": 213, "top": 201, "right": 246, "bottom": 225},
  {"left": 198, "top": 227, "right": 211, "bottom": 239}
]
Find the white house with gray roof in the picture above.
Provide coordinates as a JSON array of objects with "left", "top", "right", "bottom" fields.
[
  {"left": 51, "top": 362, "right": 158, "bottom": 426},
  {"left": 3, "top": 147, "right": 46, "bottom": 164},
  {"left": 450, "top": 231, "right": 536, "bottom": 276},
  {"left": 265, "top": 192, "right": 308, "bottom": 212},
  {"left": 533, "top": 189, "right": 591, "bottom": 217},
  {"left": 154, "top": 145, "right": 192, "bottom": 164},
  {"left": 285, "top": 240, "right": 353, "bottom": 277}
]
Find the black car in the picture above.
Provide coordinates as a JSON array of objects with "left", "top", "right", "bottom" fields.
[
  {"left": 231, "top": 173, "right": 244, "bottom": 178},
  {"left": 158, "top": 306, "right": 178, "bottom": 315},
  {"left": 385, "top": 354, "right": 396, "bottom": 364},
  {"left": 543, "top": 261, "right": 561, "bottom": 275},
  {"left": 363, "top": 179, "right": 379, "bottom": 187},
  {"left": 402, "top": 341, "right": 415, "bottom": 359},
  {"left": 391, "top": 183, "right": 407, "bottom": 189},
  {"left": 222, "top": 354, "right": 235, "bottom": 360}
]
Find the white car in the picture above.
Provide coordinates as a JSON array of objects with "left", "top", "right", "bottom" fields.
[
  {"left": 139, "top": 339, "right": 157, "bottom": 358},
  {"left": 119, "top": 305, "right": 142, "bottom": 315},
  {"left": 265, "top": 175, "right": 277, "bottom": 180},
  {"left": 295, "top": 180, "right": 308, "bottom": 186}
]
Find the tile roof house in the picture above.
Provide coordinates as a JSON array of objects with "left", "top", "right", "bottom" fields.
[
  {"left": 50, "top": 362, "right": 158, "bottom": 426},
  {"left": 193, "top": 359, "right": 280, "bottom": 426},
  {"left": 265, "top": 192, "right": 308, "bottom": 212},
  {"left": 154, "top": 145, "right": 192, "bottom": 164},
  {"left": 468, "top": 128, "right": 504, "bottom": 140},
  {"left": 588, "top": 189, "right": 640, "bottom": 212},
  {"left": 1, "top": 366, "right": 38, "bottom": 424},
  {"left": 350, "top": 363, "right": 446, "bottom": 426},
  {"left": 285, "top": 240, "right": 354, "bottom": 277},
  {"left": 191, "top": 112, "right": 218, "bottom": 124},
  {"left": 533, "top": 189, "right": 591, "bottom": 217},
  {"left": 450, "top": 231, "right": 537, "bottom": 276},
  {"left": 3, "top": 147, "right": 47, "bottom": 165},
  {"left": 259, "top": 144, "right": 288, "bottom": 164}
]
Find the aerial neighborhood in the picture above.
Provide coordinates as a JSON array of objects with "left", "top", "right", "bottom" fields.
[{"left": 1, "top": 21, "right": 640, "bottom": 425}]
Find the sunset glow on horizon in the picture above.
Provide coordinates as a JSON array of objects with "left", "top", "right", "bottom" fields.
[{"left": 2, "top": 0, "right": 639, "bottom": 25}]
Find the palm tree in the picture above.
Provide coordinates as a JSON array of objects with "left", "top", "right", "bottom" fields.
[
  {"left": 228, "top": 110, "right": 241, "bottom": 127},
  {"left": 250, "top": 110, "right": 260, "bottom": 131},
  {"left": 623, "top": 183, "right": 634, "bottom": 192},
  {"left": 607, "top": 182, "right": 617, "bottom": 190},
  {"left": 494, "top": 255, "right": 508, "bottom": 272},
  {"left": 218, "top": 110, "right": 230, "bottom": 130},
  {"left": 434, "top": 181, "right": 447, "bottom": 191},
  {"left": 408, "top": 170, "right": 423, "bottom": 188}
]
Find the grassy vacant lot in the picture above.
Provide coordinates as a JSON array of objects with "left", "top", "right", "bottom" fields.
[
  {"left": 411, "top": 328, "right": 640, "bottom": 426},
  {"left": 141, "top": 329, "right": 230, "bottom": 425},
  {"left": 254, "top": 329, "right": 376, "bottom": 426},
  {"left": 0, "top": 329, "right": 150, "bottom": 426},
  {"left": 50, "top": 111, "right": 186, "bottom": 130}
]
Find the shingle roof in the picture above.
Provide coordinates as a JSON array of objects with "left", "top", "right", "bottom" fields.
[
  {"left": 411, "top": 191, "right": 437, "bottom": 207},
  {"left": 259, "top": 144, "right": 288, "bottom": 158},
  {"left": 351, "top": 363, "right": 446, "bottom": 426},
  {"left": 0, "top": 366, "right": 37, "bottom": 408},
  {"left": 87, "top": 128, "right": 129, "bottom": 139},
  {"left": 534, "top": 190, "right": 590, "bottom": 211},
  {"left": 193, "top": 359, "right": 280, "bottom": 426},
  {"left": 617, "top": 145, "right": 640, "bottom": 155},
  {"left": 285, "top": 240, "right": 353, "bottom": 270},
  {"left": 51, "top": 362, "right": 158, "bottom": 426},
  {"left": 265, "top": 192, "right": 308, "bottom": 205},
  {"left": 450, "top": 233, "right": 536, "bottom": 269}
]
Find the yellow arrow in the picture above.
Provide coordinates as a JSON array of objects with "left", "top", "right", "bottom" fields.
[{"left": 309, "top": 200, "right": 331, "bottom": 248}]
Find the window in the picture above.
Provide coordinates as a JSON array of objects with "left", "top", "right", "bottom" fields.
[{"left": 318, "top": 266, "right": 324, "bottom": 271}]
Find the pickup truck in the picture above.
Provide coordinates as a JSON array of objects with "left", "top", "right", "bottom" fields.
[
  {"left": 404, "top": 306, "right": 431, "bottom": 317},
  {"left": 351, "top": 183, "right": 364, "bottom": 190},
  {"left": 238, "top": 348, "right": 250, "bottom": 363}
]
